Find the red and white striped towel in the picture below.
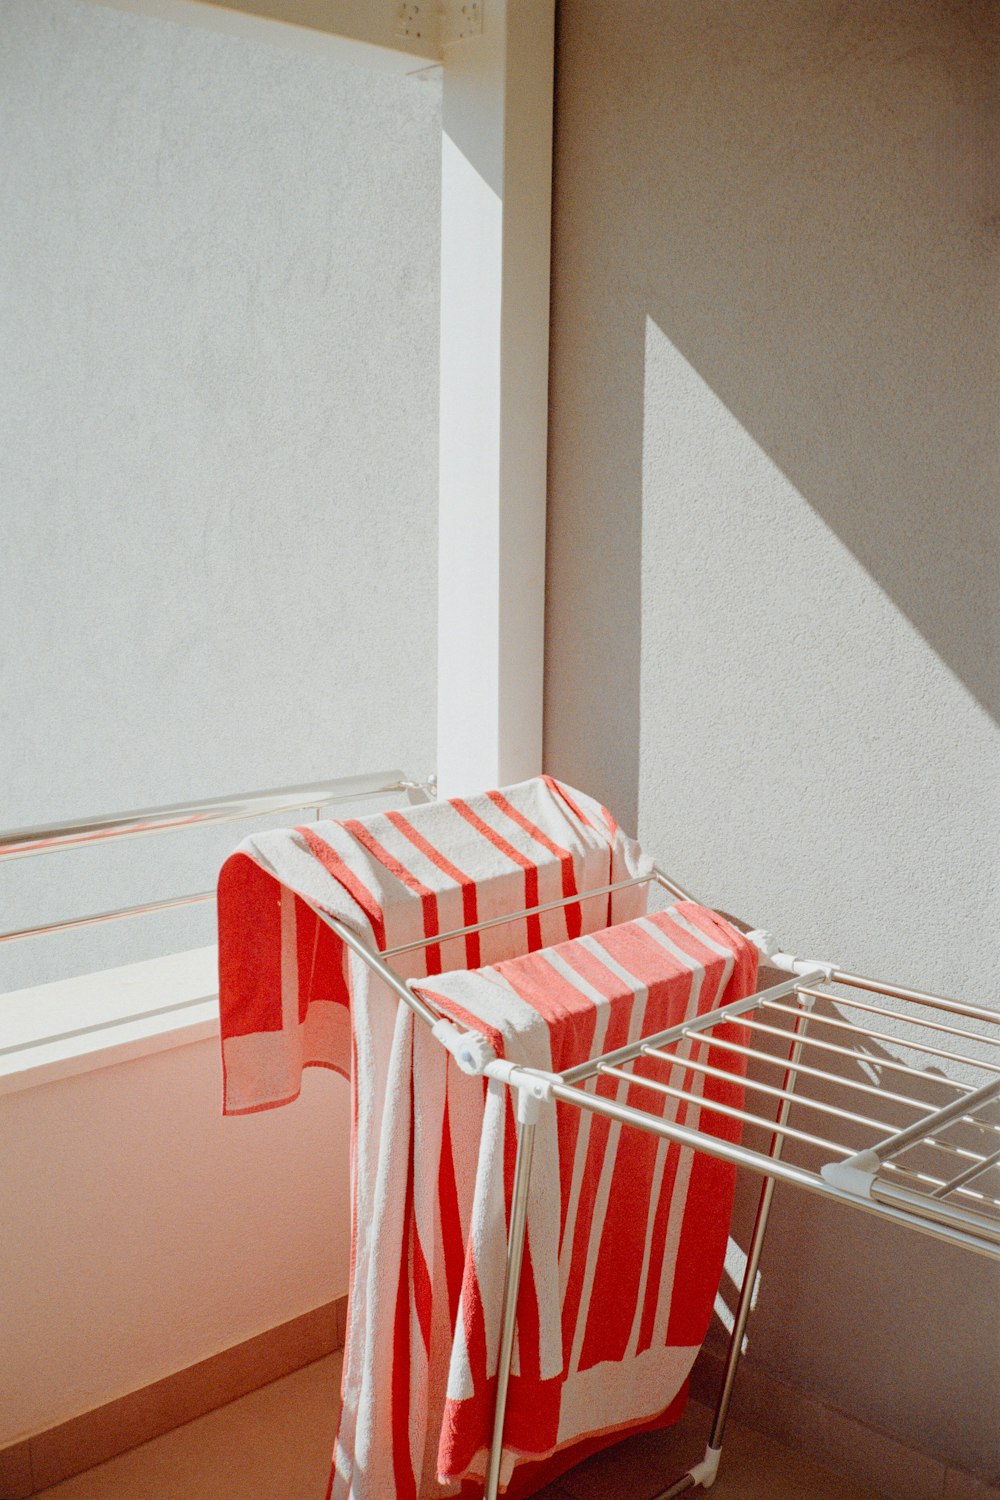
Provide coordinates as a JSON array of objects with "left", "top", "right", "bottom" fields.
[
  {"left": 414, "top": 906, "right": 756, "bottom": 1491},
  {"left": 216, "top": 777, "right": 755, "bottom": 1498}
]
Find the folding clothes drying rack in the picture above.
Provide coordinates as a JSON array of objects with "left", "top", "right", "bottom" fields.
[
  {"left": 8, "top": 779, "right": 993, "bottom": 1495},
  {"left": 309, "top": 863, "right": 1000, "bottom": 1500}
]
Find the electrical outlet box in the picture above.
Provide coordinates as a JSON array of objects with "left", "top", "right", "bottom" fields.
[{"left": 395, "top": 1, "right": 484, "bottom": 47}]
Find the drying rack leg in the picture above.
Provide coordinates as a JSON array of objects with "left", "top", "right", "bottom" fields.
[
  {"left": 653, "top": 1004, "right": 813, "bottom": 1497},
  {"left": 653, "top": 1169, "right": 781, "bottom": 1498},
  {"left": 484, "top": 1109, "right": 537, "bottom": 1500}
]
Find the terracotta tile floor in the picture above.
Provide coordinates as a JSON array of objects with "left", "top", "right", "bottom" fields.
[{"left": 37, "top": 1352, "right": 885, "bottom": 1499}]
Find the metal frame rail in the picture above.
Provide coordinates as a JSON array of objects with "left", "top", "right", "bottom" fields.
[
  {"left": 0, "top": 769, "right": 434, "bottom": 943},
  {"left": 307, "top": 868, "right": 1000, "bottom": 1500}
]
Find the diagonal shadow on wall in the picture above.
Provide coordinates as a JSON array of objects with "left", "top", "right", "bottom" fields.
[{"left": 545, "top": 0, "right": 999, "bottom": 824}]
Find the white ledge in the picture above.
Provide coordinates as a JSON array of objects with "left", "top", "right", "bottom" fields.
[{"left": 0, "top": 946, "right": 219, "bottom": 1095}]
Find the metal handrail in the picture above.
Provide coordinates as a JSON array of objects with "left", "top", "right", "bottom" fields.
[
  {"left": 0, "top": 769, "right": 435, "bottom": 943},
  {"left": 0, "top": 770, "right": 431, "bottom": 861}
]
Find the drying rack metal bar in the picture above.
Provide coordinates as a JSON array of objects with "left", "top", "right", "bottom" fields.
[
  {"left": 802, "top": 988, "right": 1000, "bottom": 1048},
  {"left": 635, "top": 1049, "right": 925, "bottom": 1137},
  {"left": 867, "top": 1179, "right": 1000, "bottom": 1246},
  {"left": 761, "top": 998, "right": 1000, "bottom": 1076},
  {"left": 315, "top": 907, "right": 444, "bottom": 1031},
  {"left": 886, "top": 1163, "right": 995, "bottom": 1206},
  {"left": 798, "top": 979, "right": 998, "bottom": 1028},
  {"left": 596, "top": 1062, "right": 849, "bottom": 1154},
  {"left": 721, "top": 1012, "right": 997, "bottom": 1097},
  {"left": 0, "top": 889, "right": 217, "bottom": 946},
  {"left": 663, "top": 1029, "right": 960, "bottom": 1112},
  {"left": 609, "top": 1053, "right": 1000, "bottom": 1207},
  {"left": 380, "top": 870, "right": 655, "bottom": 957},
  {"left": 560, "top": 972, "right": 814, "bottom": 1084},
  {"left": 823, "top": 1068, "right": 1000, "bottom": 1220},
  {"left": 647, "top": 1034, "right": 968, "bottom": 1111},
  {"left": 932, "top": 1144, "right": 1000, "bottom": 1199},
  {"left": 308, "top": 868, "right": 678, "bottom": 1029},
  {"left": 867, "top": 1075, "right": 1000, "bottom": 1163},
  {"left": 695, "top": 998, "right": 812, "bottom": 1495},
  {"left": 543, "top": 1075, "right": 1000, "bottom": 1258},
  {"left": 382, "top": 864, "right": 693, "bottom": 958}
]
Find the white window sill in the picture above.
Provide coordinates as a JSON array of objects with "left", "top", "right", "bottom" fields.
[{"left": 0, "top": 946, "right": 219, "bottom": 1095}]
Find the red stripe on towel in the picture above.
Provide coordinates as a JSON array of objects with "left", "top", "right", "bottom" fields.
[
  {"left": 541, "top": 776, "right": 619, "bottom": 920},
  {"left": 449, "top": 798, "right": 543, "bottom": 951},
  {"left": 296, "top": 825, "right": 387, "bottom": 951},
  {"left": 391, "top": 1064, "right": 418, "bottom": 1500},
  {"left": 438, "top": 1089, "right": 466, "bottom": 1326},
  {"left": 384, "top": 809, "right": 481, "bottom": 970},
  {"left": 343, "top": 819, "right": 443, "bottom": 974},
  {"left": 217, "top": 852, "right": 284, "bottom": 1037},
  {"left": 487, "top": 789, "right": 583, "bottom": 939}
]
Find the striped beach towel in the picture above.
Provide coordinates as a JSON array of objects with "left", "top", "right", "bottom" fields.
[
  {"left": 216, "top": 777, "right": 755, "bottom": 1497},
  {"left": 416, "top": 904, "right": 756, "bottom": 1491}
]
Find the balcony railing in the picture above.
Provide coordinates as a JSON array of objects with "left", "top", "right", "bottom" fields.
[{"left": 0, "top": 769, "right": 435, "bottom": 945}]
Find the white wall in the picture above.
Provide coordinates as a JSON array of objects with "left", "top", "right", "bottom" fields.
[
  {"left": 547, "top": 0, "right": 999, "bottom": 1477},
  {"left": 0, "top": 1034, "right": 350, "bottom": 1443},
  {"left": 0, "top": 0, "right": 441, "bottom": 989}
]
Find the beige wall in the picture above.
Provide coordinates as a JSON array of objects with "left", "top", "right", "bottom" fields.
[
  {"left": 0, "top": 1033, "right": 350, "bottom": 1444},
  {"left": 547, "top": 0, "right": 999, "bottom": 1477}
]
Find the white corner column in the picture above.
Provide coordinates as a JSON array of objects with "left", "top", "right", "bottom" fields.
[{"left": 436, "top": 0, "right": 555, "bottom": 797}]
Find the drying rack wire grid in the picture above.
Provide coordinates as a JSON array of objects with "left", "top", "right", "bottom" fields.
[
  {"left": 555, "top": 969, "right": 1000, "bottom": 1251},
  {"left": 312, "top": 864, "right": 1000, "bottom": 1498}
]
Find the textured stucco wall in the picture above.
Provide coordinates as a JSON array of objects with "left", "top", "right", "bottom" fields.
[
  {"left": 547, "top": 0, "right": 999, "bottom": 1477},
  {"left": 0, "top": 0, "right": 440, "bottom": 988},
  {"left": 0, "top": 1037, "right": 350, "bottom": 1442}
]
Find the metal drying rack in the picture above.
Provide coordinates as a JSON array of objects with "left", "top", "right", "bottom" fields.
[
  {"left": 310, "top": 864, "right": 1000, "bottom": 1500},
  {"left": 5, "top": 780, "right": 996, "bottom": 1497}
]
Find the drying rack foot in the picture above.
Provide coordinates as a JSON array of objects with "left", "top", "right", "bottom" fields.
[{"left": 654, "top": 1443, "right": 723, "bottom": 1497}]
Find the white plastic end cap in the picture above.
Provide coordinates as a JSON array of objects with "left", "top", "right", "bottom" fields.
[
  {"left": 821, "top": 1150, "right": 880, "bottom": 1198},
  {"left": 747, "top": 929, "right": 781, "bottom": 960},
  {"left": 431, "top": 1019, "right": 496, "bottom": 1075}
]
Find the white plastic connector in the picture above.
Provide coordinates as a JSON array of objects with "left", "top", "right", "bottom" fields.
[
  {"left": 746, "top": 932, "right": 835, "bottom": 983},
  {"left": 483, "top": 1059, "right": 555, "bottom": 1122},
  {"left": 790, "top": 956, "right": 837, "bottom": 982},
  {"left": 747, "top": 928, "right": 782, "bottom": 961},
  {"left": 690, "top": 1443, "right": 723, "bottom": 1489},
  {"left": 821, "top": 1150, "right": 880, "bottom": 1199},
  {"left": 430, "top": 1018, "right": 497, "bottom": 1075}
]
